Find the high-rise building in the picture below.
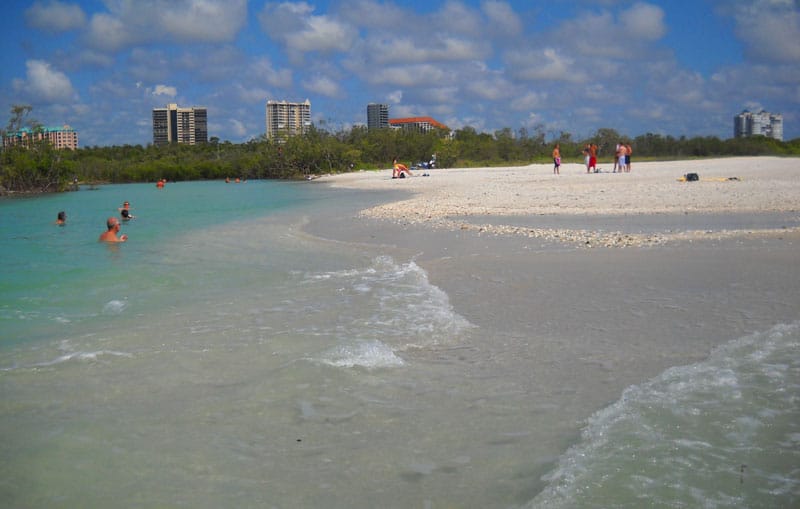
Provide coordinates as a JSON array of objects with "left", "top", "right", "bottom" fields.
[
  {"left": 389, "top": 116, "right": 448, "bottom": 133},
  {"left": 266, "top": 99, "right": 311, "bottom": 140},
  {"left": 734, "top": 110, "right": 783, "bottom": 141},
  {"left": 367, "top": 103, "right": 389, "bottom": 130},
  {"left": 152, "top": 103, "right": 208, "bottom": 146},
  {"left": 2, "top": 125, "right": 78, "bottom": 150}
]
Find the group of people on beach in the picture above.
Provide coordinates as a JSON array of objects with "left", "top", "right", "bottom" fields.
[
  {"left": 551, "top": 142, "right": 632, "bottom": 174},
  {"left": 613, "top": 142, "right": 633, "bottom": 173}
]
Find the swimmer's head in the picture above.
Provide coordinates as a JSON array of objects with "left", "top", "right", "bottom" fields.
[{"left": 107, "top": 217, "right": 119, "bottom": 229}]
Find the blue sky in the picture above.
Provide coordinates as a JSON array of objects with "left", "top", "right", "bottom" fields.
[{"left": 1, "top": 0, "right": 798, "bottom": 147}]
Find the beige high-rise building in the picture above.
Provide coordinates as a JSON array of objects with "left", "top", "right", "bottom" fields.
[
  {"left": 266, "top": 99, "right": 311, "bottom": 140},
  {"left": 152, "top": 103, "right": 208, "bottom": 146}
]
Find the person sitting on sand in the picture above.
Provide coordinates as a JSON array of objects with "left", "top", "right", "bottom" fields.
[
  {"left": 56, "top": 211, "right": 66, "bottom": 225},
  {"left": 99, "top": 217, "right": 127, "bottom": 243},
  {"left": 392, "top": 158, "right": 413, "bottom": 178}
]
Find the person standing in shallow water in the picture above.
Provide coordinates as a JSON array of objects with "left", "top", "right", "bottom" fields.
[
  {"left": 99, "top": 217, "right": 127, "bottom": 242},
  {"left": 552, "top": 144, "right": 561, "bottom": 175},
  {"left": 119, "top": 201, "right": 134, "bottom": 220}
]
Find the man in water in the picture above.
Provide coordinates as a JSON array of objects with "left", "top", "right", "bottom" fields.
[
  {"left": 56, "top": 211, "right": 66, "bottom": 225},
  {"left": 99, "top": 217, "right": 127, "bottom": 242}
]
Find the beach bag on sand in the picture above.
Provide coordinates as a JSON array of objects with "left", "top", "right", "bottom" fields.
[{"left": 685, "top": 172, "right": 699, "bottom": 182}]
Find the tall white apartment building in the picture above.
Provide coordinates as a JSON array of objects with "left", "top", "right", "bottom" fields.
[
  {"left": 152, "top": 103, "right": 208, "bottom": 146},
  {"left": 734, "top": 110, "right": 783, "bottom": 141},
  {"left": 266, "top": 99, "right": 311, "bottom": 140}
]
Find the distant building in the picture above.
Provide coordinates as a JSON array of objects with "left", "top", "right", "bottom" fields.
[
  {"left": 389, "top": 116, "right": 449, "bottom": 133},
  {"left": 266, "top": 99, "right": 311, "bottom": 140},
  {"left": 152, "top": 103, "right": 208, "bottom": 146},
  {"left": 734, "top": 110, "right": 783, "bottom": 141},
  {"left": 367, "top": 103, "right": 389, "bottom": 130},
  {"left": 2, "top": 125, "right": 78, "bottom": 150}
]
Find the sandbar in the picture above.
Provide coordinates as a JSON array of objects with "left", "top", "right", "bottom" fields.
[{"left": 322, "top": 156, "right": 800, "bottom": 247}]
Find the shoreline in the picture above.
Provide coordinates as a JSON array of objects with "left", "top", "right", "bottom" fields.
[{"left": 304, "top": 155, "right": 800, "bottom": 503}]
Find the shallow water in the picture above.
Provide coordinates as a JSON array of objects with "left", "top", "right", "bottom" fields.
[{"left": 1, "top": 181, "right": 798, "bottom": 508}]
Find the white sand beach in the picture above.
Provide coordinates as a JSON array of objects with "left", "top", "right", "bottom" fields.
[{"left": 323, "top": 156, "right": 800, "bottom": 247}]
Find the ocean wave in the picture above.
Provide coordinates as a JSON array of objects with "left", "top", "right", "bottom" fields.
[
  {"left": 526, "top": 321, "right": 800, "bottom": 508},
  {"left": 316, "top": 340, "right": 405, "bottom": 369},
  {"left": 304, "top": 255, "right": 475, "bottom": 350},
  {"left": 1, "top": 350, "right": 133, "bottom": 371}
]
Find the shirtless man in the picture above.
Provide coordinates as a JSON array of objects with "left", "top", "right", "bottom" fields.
[
  {"left": 624, "top": 143, "right": 632, "bottom": 172},
  {"left": 589, "top": 143, "right": 598, "bottom": 173},
  {"left": 99, "top": 217, "right": 127, "bottom": 242},
  {"left": 552, "top": 144, "right": 561, "bottom": 175}
]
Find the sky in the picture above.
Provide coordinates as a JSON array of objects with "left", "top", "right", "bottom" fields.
[{"left": 1, "top": 0, "right": 799, "bottom": 147}]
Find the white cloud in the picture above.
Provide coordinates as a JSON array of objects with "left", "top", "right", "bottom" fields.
[
  {"left": 86, "top": 13, "right": 129, "bottom": 52},
  {"left": 161, "top": 0, "right": 247, "bottom": 43},
  {"left": 507, "top": 47, "right": 582, "bottom": 82},
  {"left": 25, "top": 0, "right": 87, "bottom": 32},
  {"left": 465, "top": 76, "right": 514, "bottom": 101},
  {"left": 249, "top": 58, "right": 293, "bottom": 88},
  {"left": 358, "top": 35, "right": 487, "bottom": 66},
  {"left": 259, "top": 2, "right": 355, "bottom": 57},
  {"left": 153, "top": 84, "right": 177, "bottom": 97},
  {"left": 387, "top": 90, "right": 403, "bottom": 104},
  {"left": 85, "top": 0, "right": 247, "bottom": 52},
  {"left": 420, "top": 86, "right": 460, "bottom": 104},
  {"left": 12, "top": 60, "right": 77, "bottom": 103},
  {"left": 302, "top": 75, "right": 342, "bottom": 98},
  {"left": 620, "top": 2, "right": 667, "bottom": 41},
  {"left": 365, "top": 64, "right": 447, "bottom": 87},
  {"left": 434, "top": 1, "right": 482, "bottom": 35},
  {"left": 230, "top": 119, "right": 248, "bottom": 137},
  {"left": 511, "top": 91, "right": 547, "bottom": 111},
  {"left": 481, "top": 0, "right": 523, "bottom": 36},
  {"left": 728, "top": 0, "right": 800, "bottom": 63}
]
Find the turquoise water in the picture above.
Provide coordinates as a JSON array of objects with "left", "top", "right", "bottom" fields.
[{"left": 1, "top": 181, "right": 798, "bottom": 508}]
